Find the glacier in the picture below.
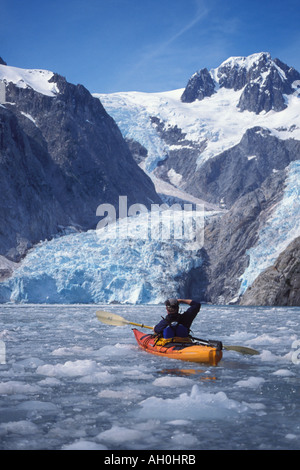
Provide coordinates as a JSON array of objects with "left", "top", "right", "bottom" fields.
[
  {"left": 1, "top": 157, "right": 299, "bottom": 305},
  {"left": 1, "top": 154, "right": 299, "bottom": 305},
  {"left": 239, "top": 161, "right": 300, "bottom": 296},
  {"left": 0, "top": 210, "right": 205, "bottom": 304}
]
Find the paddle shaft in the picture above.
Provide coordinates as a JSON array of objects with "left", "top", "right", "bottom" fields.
[
  {"left": 95, "top": 310, "right": 259, "bottom": 355},
  {"left": 129, "top": 321, "right": 153, "bottom": 330}
]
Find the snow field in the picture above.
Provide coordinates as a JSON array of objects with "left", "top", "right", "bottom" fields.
[
  {"left": 0, "top": 64, "right": 59, "bottom": 97},
  {"left": 96, "top": 76, "right": 300, "bottom": 172}
]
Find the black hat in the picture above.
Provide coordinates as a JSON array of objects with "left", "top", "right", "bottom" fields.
[{"left": 165, "top": 298, "right": 179, "bottom": 311}]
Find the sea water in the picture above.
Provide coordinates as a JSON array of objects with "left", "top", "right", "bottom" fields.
[{"left": 0, "top": 304, "right": 299, "bottom": 450}]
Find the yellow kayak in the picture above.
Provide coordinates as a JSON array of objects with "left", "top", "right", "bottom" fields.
[{"left": 133, "top": 329, "right": 223, "bottom": 366}]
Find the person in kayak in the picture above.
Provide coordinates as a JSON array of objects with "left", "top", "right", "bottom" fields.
[{"left": 154, "top": 298, "right": 201, "bottom": 339}]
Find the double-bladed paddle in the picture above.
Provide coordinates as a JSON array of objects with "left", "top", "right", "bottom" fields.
[
  {"left": 96, "top": 310, "right": 153, "bottom": 330},
  {"left": 190, "top": 335, "right": 259, "bottom": 355},
  {"left": 95, "top": 310, "right": 259, "bottom": 356}
]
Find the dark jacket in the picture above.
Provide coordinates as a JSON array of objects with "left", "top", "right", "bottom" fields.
[{"left": 154, "top": 300, "right": 201, "bottom": 335}]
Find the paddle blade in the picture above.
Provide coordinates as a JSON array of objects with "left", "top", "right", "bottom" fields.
[
  {"left": 223, "top": 345, "right": 259, "bottom": 356},
  {"left": 96, "top": 310, "right": 130, "bottom": 327},
  {"left": 95, "top": 310, "right": 153, "bottom": 330}
]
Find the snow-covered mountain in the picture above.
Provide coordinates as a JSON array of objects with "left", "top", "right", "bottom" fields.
[
  {"left": 95, "top": 53, "right": 300, "bottom": 199},
  {"left": 92, "top": 52, "right": 300, "bottom": 305},
  {"left": 0, "top": 59, "right": 160, "bottom": 261},
  {"left": 0, "top": 52, "right": 299, "bottom": 305},
  {"left": 0, "top": 63, "right": 59, "bottom": 97}
]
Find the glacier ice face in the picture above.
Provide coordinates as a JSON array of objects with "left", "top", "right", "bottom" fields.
[
  {"left": 0, "top": 211, "right": 204, "bottom": 304},
  {"left": 239, "top": 161, "right": 300, "bottom": 295}
]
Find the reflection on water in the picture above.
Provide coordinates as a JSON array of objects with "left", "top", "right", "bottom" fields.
[
  {"left": 158, "top": 368, "right": 217, "bottom": 381},
  {"left": 220, "top": 360, "right": 254, "bottom": 370}
]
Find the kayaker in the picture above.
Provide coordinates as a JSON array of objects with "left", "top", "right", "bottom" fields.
[{"left": 154, "top": 298, "right": 201, "bottom": 339}]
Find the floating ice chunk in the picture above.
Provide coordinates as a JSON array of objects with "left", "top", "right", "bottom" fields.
[
  {"left": 285, "top": 434, "right": 298, "bottom": 440},
  {"left": 137, "top": 384, "right": 249, "bottom": 421},
  {"left": 51, "top": 346, "right": 92, "bottom": 357},
  {"left": 170, "top": 431, "right": 199, "bottom": 448},
  {"left": 272, "top": 369, "right": 296, "bottom": 377},
  {"left": 152, "top": 376, "right": 193, "bottom": 387},
  {"left": 235, "top": 376, "right": 265, "bottom": 388},
  {"left": 78, "top": 370, "right": 115, "bottom": 385},
  {"left": 62, "top": 440, "right": 107, "bottom": 450},
  {"left": 16, "top": 400, "right": 58, "bottom": 413},
  {"left": 259, "top": 349, "right": 291, "bottom": 363},
  {"left": 166, "top": 419, "right": 190, "bottom": 426},
  {"left": 0, "top": 380, "right": 41, "bottom": 394},
  {"left": 17, "top": 357, "right": 44, "bottom": 368},
  {"left": 36, "top": 359, "right": 100, "bottom": 377},
  {"left": 249, "top": 334, "right": 281, "bottom": 345},
  {"left": 38, "top": 377, "right": 61, "bottom": 386},
  {"left": 0, "top": 420, "right": 39, "bottom": 436},
  {"left": 98, "top": 387, "right": 143, "bottom": 401},
  {"left": 96, "top": 425, "right": 143, "bottom": 444}
]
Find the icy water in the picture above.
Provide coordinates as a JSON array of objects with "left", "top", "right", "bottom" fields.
[{"left": 0, "top": 304, "right": 299, "bottom": 450}]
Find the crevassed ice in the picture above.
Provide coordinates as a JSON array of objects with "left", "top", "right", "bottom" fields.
[
  {"left": 239, "top": 161, "right": 300, "bottom": 295},
  {"left": 0, "top": 210, "right": 204, "bottom": 304}
]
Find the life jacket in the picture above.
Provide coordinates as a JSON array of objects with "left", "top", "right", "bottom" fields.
[{"left": 163, "top": 322, "right": 189, "bottom": 339}]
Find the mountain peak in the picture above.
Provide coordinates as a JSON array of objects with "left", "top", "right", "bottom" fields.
[
  {"left": 0, "top": 57, "right": 7, "bottom": 66},
  {"left": 218, "top": 52, "right": 271, "bottom": 71},
  {"left": 0, "top": 64, "right": 59, "bottom": 97},
  {"left": 181, "top": 52, "right": 300, "bottom": 114},
  {"left": 181, "top": 67, "right": 215, "bottom": 103}
]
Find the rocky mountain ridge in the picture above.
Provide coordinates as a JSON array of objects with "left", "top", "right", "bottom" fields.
[
  {"left": 240, "top": 235, "right": 300, "bottom": 306},
  {"left": 182, "top": 52, "right": 300, "bottom": 114},
  {"left": 0, "top": 61, "right": 160, "bottom": 263}
]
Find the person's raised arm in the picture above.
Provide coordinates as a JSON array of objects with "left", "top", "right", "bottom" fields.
[{"left": 177, "top": 299, "right": 193, "bottom": 305}]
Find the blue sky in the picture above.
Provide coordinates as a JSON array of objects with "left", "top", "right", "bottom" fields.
[{"left": 1, "top": 0, "right": 300, "bottom": 93}]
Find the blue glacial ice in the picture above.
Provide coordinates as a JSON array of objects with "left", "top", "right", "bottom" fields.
[
  {"left": 239, "top": 161, "right": 300, "bottom": 295},
  {"left": 1, "top": 160, "right": 299, "bottom": 305},
  {"left": 0, "top": 210, "right": 204, "bottom": 304}
]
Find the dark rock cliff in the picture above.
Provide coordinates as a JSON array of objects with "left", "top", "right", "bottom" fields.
[
  {"left": 201, "top": 170, "right": 287, "bottom": 304},
  {"left": 240, "top": 236, "right": 300, "bottom": 306},
  {"left": 0, "top": 70, "right": 160, "bottom": 261},
  {"left": 184, "top": 127, "right": 300, "bottom": 208},
  {"left": 181, "top": 68, "right": 215, "bottom": 103}
]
